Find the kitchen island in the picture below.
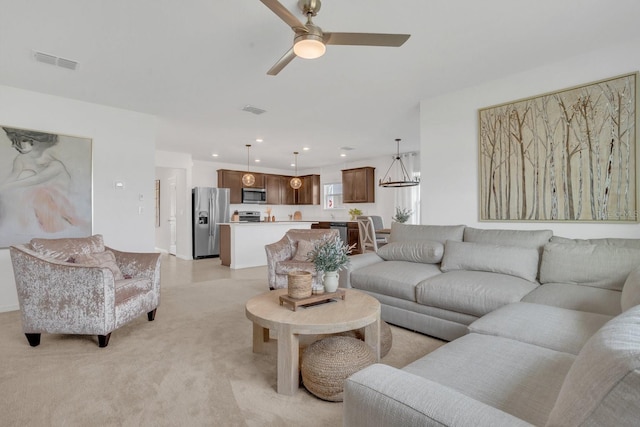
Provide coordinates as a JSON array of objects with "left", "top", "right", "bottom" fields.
[{"left": 219, "top": 221, "right": 316, "bottom": 269}]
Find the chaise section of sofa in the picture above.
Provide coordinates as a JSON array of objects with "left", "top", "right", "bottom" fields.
[{"left": 344, "top": 304, "right": 640, "bottom": 427}]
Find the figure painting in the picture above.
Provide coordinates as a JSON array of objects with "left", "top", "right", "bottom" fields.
[
  {"left": 0, "top": 126, "right": 92, "bottom": 247},
  {"left": 479, "top": 73, "right": 637, "bottom": 222}
]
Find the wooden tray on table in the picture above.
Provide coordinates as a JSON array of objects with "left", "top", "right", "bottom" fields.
[{"left": 279, "top": 289, "right": 346, "bottom": 311}]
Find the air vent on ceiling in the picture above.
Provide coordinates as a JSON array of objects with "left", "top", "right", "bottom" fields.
[
  {"left": 33, "top": 51, "right": 78, "bottom": 71},
  {"left": 242, "top": 105, "right": 266, "bottom": 115},
  {"left": 340, "top": 146, "right": 355, "bottom": 151}
]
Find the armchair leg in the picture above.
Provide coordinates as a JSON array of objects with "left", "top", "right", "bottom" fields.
[
  {"left": 98, "top": 333, "right": 111, "bottom": 348},
  {"left": 147, "top": 309, "right": 157, "bottom": 321},
  {"left": 25, "top": 333, "right": 41, "bottom": 347}
]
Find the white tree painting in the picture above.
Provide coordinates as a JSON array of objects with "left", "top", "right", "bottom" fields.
[{"left": 479, "top": 73, "right": 637, "bottom": 222}]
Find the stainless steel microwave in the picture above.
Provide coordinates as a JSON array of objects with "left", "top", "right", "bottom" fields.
[{"left": 242, "top": 188, "right": 267, "bottom": 204}]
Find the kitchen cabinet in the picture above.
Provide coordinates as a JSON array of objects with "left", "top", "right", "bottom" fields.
[
  {"left": 295, "top": 175, "right": 320, "bottom": 205},
  {"left": 342, "top": 167, "right": 375, "bottom": 203},
  {"left": 217, "top": 169, "right": 265, "bottom": 204},
  {"left": 266, "top": 174, "right": 295, "bottom": 205}
]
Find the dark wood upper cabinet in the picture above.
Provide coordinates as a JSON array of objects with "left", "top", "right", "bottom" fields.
[
  {"left": 219, "top": 169, "right": 317, "bottom": 205},
  {"left": 342, "top": 167, "right": 375, "bottom": 203}
]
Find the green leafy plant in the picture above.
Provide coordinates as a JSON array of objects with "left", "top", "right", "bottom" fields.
[
  {"left": 348, "top": 208, "right": 362, "bottom": 220},
  {"left": 393, "top": 207, "right": 413, "bottom": 223},
  {"left": 307, "top": 236, "right": 356, "bottom": 272}
]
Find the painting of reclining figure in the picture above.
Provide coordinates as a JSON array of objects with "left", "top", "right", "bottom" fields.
[
  {"left": 0, "top": 126, "right": 92, "bottom": 247},
  {"left": 479, "top": 72, "right": 637, "bottom": 222}
]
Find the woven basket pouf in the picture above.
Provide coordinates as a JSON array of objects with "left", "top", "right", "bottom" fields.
[
  {"left": 301, "top": 336, "right": 376, "bottom": 402},
  {"left": 336, "top": 320, "right": 393, "bottom": 358}
]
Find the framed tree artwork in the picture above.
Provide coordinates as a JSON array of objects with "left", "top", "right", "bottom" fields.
[
  {"left": 479, "top": 72, "right": 637, "bottom": 222},
  {"left": 0, "top": 126, "right": 92, "bottom": 247}
]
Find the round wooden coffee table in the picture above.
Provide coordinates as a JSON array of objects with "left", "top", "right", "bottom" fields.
[{"left": 245, "top": 288, "right": 381, "bottom": 395}]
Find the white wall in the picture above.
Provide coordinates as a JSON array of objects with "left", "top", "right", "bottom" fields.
[
  {"left": 420, "top": 38, "right": 640, "bottom": 239},
  {"left": 0, "top": 85, "right": 158, "bottom": 312}
]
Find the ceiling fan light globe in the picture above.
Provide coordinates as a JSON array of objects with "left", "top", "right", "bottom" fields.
[
  {"left": 290, "top": 177, "right": 302, "bottom": 189},
  {"left": 242, "top": 173, "right": 256, "bottom": 186},
  {"left": 293, "top": 36, "right": 326, "bottom": 59}
]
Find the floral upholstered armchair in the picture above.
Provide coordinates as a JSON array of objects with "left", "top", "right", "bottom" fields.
[
  {"left": 9, "top": 234, "right": 161, "bottom": 348},
  {"left": 264, "top": 228, "right": 338, "bottom": 290}
]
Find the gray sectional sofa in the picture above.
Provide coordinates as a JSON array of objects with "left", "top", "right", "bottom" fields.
[{"left": 340, "top": 223, "right": 640, "bottom": 426}]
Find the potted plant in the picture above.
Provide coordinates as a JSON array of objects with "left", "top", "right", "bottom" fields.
[
  {"left": 307, "top": 236, "right": 355, "bottom": 292},
  {"left": 392, "top": 207, "right": 413, "bottom": 223},
  {"left": 348, "top": 208, "right": 362, "bottom": 221}
]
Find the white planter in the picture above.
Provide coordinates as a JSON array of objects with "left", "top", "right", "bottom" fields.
[{"left": 323, "top": 271, "right": 339, "bottom": 293}]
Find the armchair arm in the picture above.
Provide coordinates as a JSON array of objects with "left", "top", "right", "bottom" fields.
[
  {"left": 9, "top": 245, "right": 116, "bottom": 335},
  {"left": 339, "top": 252, "right": 384, "bottom": 288},
  {"left": 344, "top": 364, "right": 533, "bottom": 427},
  {"left": 264, "top": 235, "right": 293, "bottom": 289},
  {"left": 107, "top": 247, "right": 161, "bottom": 295}
]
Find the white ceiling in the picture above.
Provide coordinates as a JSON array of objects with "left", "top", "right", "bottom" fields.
[{"left": 1, "top": 0, "right": 640, "bottom": 171}]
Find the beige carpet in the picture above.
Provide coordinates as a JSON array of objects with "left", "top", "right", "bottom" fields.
[{"left": 0, "top": 258, "right": 444, "bottom": 426}]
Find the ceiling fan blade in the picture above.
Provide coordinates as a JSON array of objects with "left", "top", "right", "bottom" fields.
[
  {"left": 324, "top": 32, "right": 410, "bottom": 47},
  {"left": 259, "top": 0, "right": 306, "bottom": 30},
  {"left": 267, "top": 48, "right": 297, "bottom": 76}
]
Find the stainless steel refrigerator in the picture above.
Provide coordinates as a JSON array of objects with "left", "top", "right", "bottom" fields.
[{"left": 192, "top": 187, "right": 230, "bottom": 259}]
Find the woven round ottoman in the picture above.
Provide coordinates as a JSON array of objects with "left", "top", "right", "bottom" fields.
[
  {"left": 301, "top": 336, "right": 376, "bottom": 401},
  {"left": 337, "top": 320, "right": 393, "bottom": 358}
]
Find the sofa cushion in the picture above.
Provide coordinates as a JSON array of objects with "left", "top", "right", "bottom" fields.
[
  {"left": 464, "top": 227, "right": 552, "bottom": 251},
  {"left": 30, "top": 234, "right": 105, "bottom": 261},
  {"left": 622, "top": 266, "right": 640, "bottom": 312},
  {"left": 350, "top": 261, "right": 441, "bottom": 301},
  {"left": 115, "top": 277, "right": 152, "bottom": 304},
  {"left": 388, "top": 223, "right": 465, "bottom": 244},
  {"left": 376, "top": 240, "right": 444, "bottom": 264},
  {"left": 546, "top": 305, "right": 640, "bottom": 427},
  {"left": 539, "top": 241, "right": 640, "bottom": 291},
  {"left": 403, "top": 333, "right": 575, "bottom": 426},
  {"left": 441, "top": 240, "right": 539, "bottom": 282},
  {"left": 75, "top": 250, "right": 124, "bottom": 280},
  {"left": 552, "top": 235, "right": 640, "bottom": 249},
  {"left": 469, "top": 302, "right": 612, "bottom": 355},
  {"left": 416, "top": 270, "right": 538, "bottom": 317},
  {"left": 522, "top": 283, "right": 622, "bottom": 316}
]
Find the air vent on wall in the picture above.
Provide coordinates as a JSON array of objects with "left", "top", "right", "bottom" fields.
[
  {"left": 33, "top": 51, "right": 78, "bottom": 71},
  {"left": 242, "top": 105, "right": 266, "bottom": 115}
]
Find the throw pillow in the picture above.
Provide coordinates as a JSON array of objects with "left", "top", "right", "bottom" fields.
[
  {"left": 75, "top": 250, "right": 124, "bottom": 280},
  {"left": 293, "top": 240, "right": 316, "bottom": 262},
  {"left": 440, "top": 240, "right": 539, "bottom": 282},
  {"left": 377, "top": 240, "right": 444, "bottom": 264}
]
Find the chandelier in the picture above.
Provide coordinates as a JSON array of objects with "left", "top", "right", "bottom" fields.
[{"left": 379, "top": 138, "right": 420, "bottom": 188}]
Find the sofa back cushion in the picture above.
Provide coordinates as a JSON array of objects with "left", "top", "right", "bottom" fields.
[
  {"left": 377, "top": 240, "right": 444, "bottom": 264},
  {"left": 546, "top": 305, "right": 640, "bottom": 427},
  {"left": 540, "top": 242, "right": 640, "bottom": 291},
  {"left": 30, "top": 234, "right": 105, "bottom": 261},
  {"left": 622, "top": 266, "right": 640, "bottom": 312},
  {"left": 464, "top": 227, "right": 552, "bottom": 252},
  {"left": 388, "top": 223, "right": 465, "bottom": 244},
  {"left": 552, "top": 235, "right": 640, "bottom": 249},
  {"left": 440, "top": 240, "right": 539, "bottom": 282}
]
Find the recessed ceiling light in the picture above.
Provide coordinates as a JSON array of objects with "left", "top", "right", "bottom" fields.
[
  {"left": 303, "top": 147, "right": 310, "bottom": 151},
  {"left": 211, "top": 153, "right": 219, "bottom": 157},
  {"left": 255, "top": 159, "right": 260, "bottom": 163},
  {"left": 290, "top": 163, "right": 295, "bottom": 167},
  {"left": 340, "top": 153, "right": 347, "bottom": 157},
  {"left": 256, "top": 138, "right": 263, "bottom": 143}
]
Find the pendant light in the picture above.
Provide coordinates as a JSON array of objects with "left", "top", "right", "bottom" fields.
[
  {"left": 242, "top": 144, "right": 256, "bottom": 186},
  {"left": 379, "top": 138, "right": 420, "bottom": 188},
  {"left": 290, "top": 151, "right": 302, "bottom": 189}
]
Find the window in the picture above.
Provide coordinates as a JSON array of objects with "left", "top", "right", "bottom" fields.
[{"left": 323, "top": 183, "right": 344, "bottom": 210}]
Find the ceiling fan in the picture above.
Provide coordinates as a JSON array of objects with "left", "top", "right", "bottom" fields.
[{"left": 259, "top": 0, "right": 410, "bottom": 75}]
